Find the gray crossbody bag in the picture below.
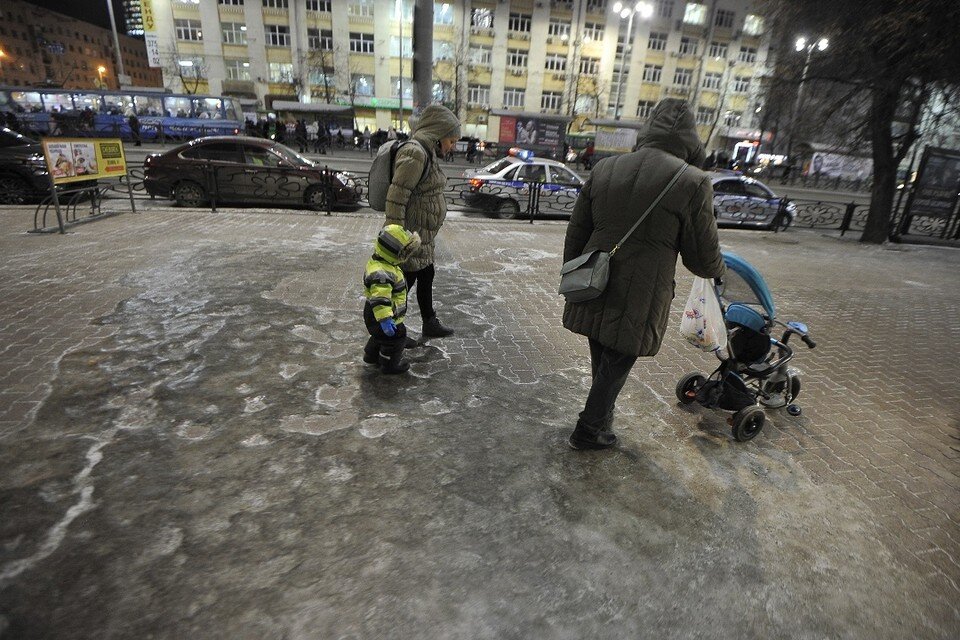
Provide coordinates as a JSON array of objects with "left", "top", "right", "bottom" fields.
[{"left": 558, "top": 164, "right": 688, "bottom": 303}]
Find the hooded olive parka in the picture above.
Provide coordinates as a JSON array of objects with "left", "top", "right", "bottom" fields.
[
  {"left": 561, "top": 99, "right": 725, "bottom": 357},
  {"left": 384, "top": 104, "right": 461, "bottom": 271}
]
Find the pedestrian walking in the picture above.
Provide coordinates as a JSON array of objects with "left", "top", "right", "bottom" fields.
[
  {"left": 361, "top": 225, "right": 422, "bottom": 374},
  {"left": 295, "top": 119, "right": 308, "bottom": 153},
  {"left": 384, "top": 104, "right": 462, "bottom": 340},
  {"left": 562, "top": 98, "right": 725, "bottom": 450},
  {"left": 128, "top": 112, "right": 142, "bottom": 146},
  {"left": 363, "top": 126, "right": 372, "bottom": 153}
]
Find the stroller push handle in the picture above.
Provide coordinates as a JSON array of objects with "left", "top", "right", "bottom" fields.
[{"left": 801, "top": 334, "right": 817, "bottom": 349}]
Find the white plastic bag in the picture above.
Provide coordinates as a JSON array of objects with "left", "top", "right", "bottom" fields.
[{"left": 680, "top": 277, "right": 728, "bottom": 352}]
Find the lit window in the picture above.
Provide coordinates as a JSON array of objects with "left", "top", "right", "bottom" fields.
[
  {"left": 268, "top": 62, "right": 294, "bottom": 83},
  {"left": 434, "top": 2, "right": 454, "bottom": 25},
  {"left": 470, "top": 8, "right": 493, "bottom": 29},
  {"left": 348, "top": 0, "right": 374, "bottom": 17},
  {"left": 683, "top": 2, "right": 706, "bottom": 25},
  {"left": 743, "top": 14, "right": 764, "bottom": 36},
  {"left": 351, "top": 74, "right": 374, "bottom": 96},
  {"left": 225, "top": 59, "right": 250, "bottom": 80}
]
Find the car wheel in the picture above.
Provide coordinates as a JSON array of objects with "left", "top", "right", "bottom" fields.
[
  {"left": 173, "top": 180, "right": 207, "bottom": 208},
  {"left": 496, "top": 199, "right": 522, "bottom": 220},
  {"left": 304, "top": 185, "right": 329, "bottom": 211},
  {"left": 0, "top": 174, "right": 33, "bottom": 205}
]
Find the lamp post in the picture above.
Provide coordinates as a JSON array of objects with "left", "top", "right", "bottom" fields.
[
  {"left": 0, "top": 49, "right": 6, "bottom": 80},
  {"left": 786, "top": 36, "right": 828, "bottom": 162},
  {"left": 611, "top": 1, "right": 653, "bottom": 120},
  {"left": 97, "top": 65, "right": 107, "bottom": 89}
]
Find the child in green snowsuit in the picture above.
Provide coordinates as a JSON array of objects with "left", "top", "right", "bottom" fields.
[{"left": 362, "top": 224, "right": 421, "bottom": 374}]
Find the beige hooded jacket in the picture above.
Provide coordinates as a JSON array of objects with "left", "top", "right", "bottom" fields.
[{"left": 384, "top": 104, "right": 461, "bottom": 271}]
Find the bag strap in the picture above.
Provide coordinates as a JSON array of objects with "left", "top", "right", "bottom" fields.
[{"left": 609, "top": 164, "right": 688, "bottom": 257}]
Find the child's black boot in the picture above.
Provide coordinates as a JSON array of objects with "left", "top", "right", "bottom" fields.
[
  {"left": 362, "top": 337, "right": 379, "bottom": 365},
  {"left": 380, "top": 348, "right": 410, "bottom": 374}
]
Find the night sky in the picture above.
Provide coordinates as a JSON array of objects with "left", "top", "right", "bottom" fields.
[{"left": 19, "top": 0, "right": 126, "bottom": 32}]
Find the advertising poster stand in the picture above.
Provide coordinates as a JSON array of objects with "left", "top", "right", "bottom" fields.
[{"left": 37, "top": 138, "right": 135, "bottom": 234}]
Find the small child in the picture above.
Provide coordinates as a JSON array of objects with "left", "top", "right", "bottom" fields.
[{"left": 362, "top": 225, "right": 421, "bottom": 374}]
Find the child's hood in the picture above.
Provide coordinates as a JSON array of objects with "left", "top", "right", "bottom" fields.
[{"left": 373, "top": 225, "right": 421, "bottom": 266}]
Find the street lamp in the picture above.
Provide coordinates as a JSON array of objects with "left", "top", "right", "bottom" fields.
[
  {"left": 611, "top": 2, "right": 653, "bottom": 120},
  {"left": 787, "top": 36, "right": 828, "bottom": 161},
  {"left": 97, "top": 65, "right": 107, "bottom": 89}
]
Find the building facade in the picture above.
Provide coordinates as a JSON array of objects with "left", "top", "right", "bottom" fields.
[
  {"left": 0, "top": 0, "right": 162, "bottom": 90},
  {"left": 146, "top": 0, "right": 772, "bottom": 148}
]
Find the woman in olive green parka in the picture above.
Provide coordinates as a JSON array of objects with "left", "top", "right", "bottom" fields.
[
  {"left": 385, "top": 104, "right": 461, "bottom": 338},
  {"left": 563, "top": 98, "right": 725, "bottom": 450}
]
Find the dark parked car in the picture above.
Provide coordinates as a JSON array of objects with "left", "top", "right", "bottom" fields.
[
  {"left": 0, "top": 127, "right": 51, "bottom": 204},
  {"left": 144, "top": 136, "right": 362, "bottom": 209}
]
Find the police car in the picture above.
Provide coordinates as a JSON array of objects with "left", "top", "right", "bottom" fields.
[
  {"left": 710, "top": 170, "right": 797, "bottom": 230},
  {"left": 461, "top": 148, "right": 584, "bottom": 219}
]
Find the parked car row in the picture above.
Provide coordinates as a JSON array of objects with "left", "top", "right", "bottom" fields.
[{"left": 1, "top": 132, "right": 795, "bottom": 231}]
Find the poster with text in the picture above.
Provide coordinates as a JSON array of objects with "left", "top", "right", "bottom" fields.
[
  {"left": 907, "top": 148, "right": 960, "bottom": 218},
  {"left": 42, "top": 139, "right": 127, "bottom": 184}
]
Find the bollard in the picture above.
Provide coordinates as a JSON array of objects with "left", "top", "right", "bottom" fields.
[{"left": 839, "top": 202, "right": 857, "bottom": 236}]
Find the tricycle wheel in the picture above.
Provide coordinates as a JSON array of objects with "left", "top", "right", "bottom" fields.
[
  {"left": 731, "top": 406, "right": 765, "bottom": 442},
  {"left": 676, "top": 373, "right": 706, "bottom": 404}
]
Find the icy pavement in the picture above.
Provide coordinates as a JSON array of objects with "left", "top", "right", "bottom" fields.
[{"left": 0, "top": 206, "right": 957, "bottom": 638}]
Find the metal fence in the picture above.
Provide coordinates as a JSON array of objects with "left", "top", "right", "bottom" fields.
[{"left": 38, "top": 162, "right": 960, "bottom": 242}]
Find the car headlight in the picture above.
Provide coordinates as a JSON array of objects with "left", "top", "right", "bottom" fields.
[{"left": 27, "top": 153, "right": 48, "bottom": 174}]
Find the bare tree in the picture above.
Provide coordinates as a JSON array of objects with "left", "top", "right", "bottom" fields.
[
  {"left": 761, "top": 0, "right": 960, "bottom": 243},
  {"left": 573, "top": 75, "right": 608, "bottom": 118},
  {"left": 158, "top": 42, "right": 207, "bottom": 95},
  {"left": 300, "top": 47, "right": 337, "bottom": 104}
]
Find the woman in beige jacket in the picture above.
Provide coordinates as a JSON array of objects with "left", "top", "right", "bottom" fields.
[{"left": 384, "top": 104, "right": 462, "bottom": 338}]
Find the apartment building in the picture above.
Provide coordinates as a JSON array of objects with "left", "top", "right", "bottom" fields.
[
  {"left": 0, "top": 0, "right": 162, "bottom": 90},
  {"left": 146, "top": 0, "right": 771, "bottom": 148}
]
